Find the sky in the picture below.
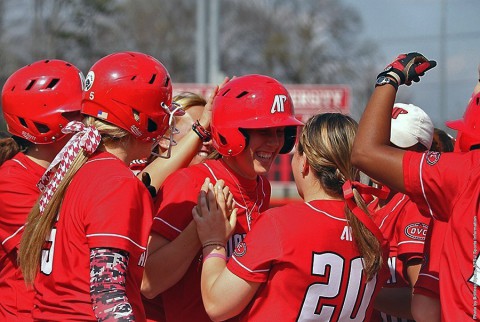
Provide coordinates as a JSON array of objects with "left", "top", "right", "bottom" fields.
[{"left": 342, "top": 0, "right": 480, "bottom": 134}]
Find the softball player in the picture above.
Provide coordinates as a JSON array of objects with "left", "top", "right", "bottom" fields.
[
  {"left": 141, "top": 92, "right": 210, "bottom": 322},
  {"left": 0, "top": 59, "right": 83, "bottom": 321},
  {"left": 193, "top": 113, "right": 389, "bottom": 321},
  {"left": 411, "top": 87, "right": 480, "bottom": 322},
  {"left": 352, "top": 52, "right": 480, "bottom": 321},
  {"left": 141, "top": 74, "right": 303, "bottom": 322},
  {"left": 18, "top": 52, "right": 172, "bottom": 321}
]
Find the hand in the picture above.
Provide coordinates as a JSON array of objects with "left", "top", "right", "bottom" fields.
[
  {"left": 198, "top": 77, "right": 230, "bottom": 131},
  {"left": 192, "top": 178, "right": 237, "bottom": 245},
  {"left": 378, "top": 52, "right": 437, "bottom": 86},
  {"left": 141, "top": 172, "right": 157, "bottom": 198}
]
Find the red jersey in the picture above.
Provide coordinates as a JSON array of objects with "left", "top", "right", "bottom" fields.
[
  {"left": 227, "top": 200, "right": 388, "bottom": 321},
  {"left": 0, "top": 153, "right": 45, "bottom": 321},
  {"left": 414, "top": 218, "right": 447, "bottom": 298},
  {"left": 404, "top": 150, "right": 480, "bottom": 321},
  {"left": 369, "top": 192, "right": 429, "bottom": 322},
  {"left": 32, "top": 152, "right": 153, "bottom": 321},
  {"left": 152, "top": 159, "right": 271, "bottom": 322}
]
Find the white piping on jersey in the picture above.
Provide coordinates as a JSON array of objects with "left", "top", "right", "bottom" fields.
[
  {"left": 231, "top": 254, "right": 270, "bottom": 273},
  {"left": 378, "top": 194, "right": 407, "bottom": 229},
  {"left": 419, "top": 153, "right": 436, "bottom": 219},
  {"left": 305, "top": 202, "right": 347, "bottom": 221},
  {"left": 12, "top": 158, "right": 27, "bottom": 169},
  {"left": 397, "top": 240, "right": 425, "bottom": 246},
  {"left": 86, "top": 233, "right": 146, "bottom": 251},
  {"left": 2, "top": 225, "right": 25, "bottom": 246},
  {"left": 85, "top": 157, "right": 118, "bottom": 164},
  {"left": 153, "top": 217, "right": 182, "bottom": 233},
  {"left": 418, "top": 272, "right": 439, "bottom": 281}
]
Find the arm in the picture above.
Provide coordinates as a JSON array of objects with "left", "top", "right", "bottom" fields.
[
  {"left": 192, "top": 178, "right": 260, "bottom": 320},
  {"left": 140, "top": 80, "right": 228, "bottom": 191},
  {"left": 90, "top": 248, "right": 135, "bottom": 321},
  {"left": 374, "top": 287, "right": 413, "bottom": 319},
  {"left": 351, "top": 53, "right": 436, "bottom": 193},
  {"left": 141, "top": 222, "right": 201, "bottom": 298},
  {"left": 412, "top": 293, "right": 441, "bottom": 322}
]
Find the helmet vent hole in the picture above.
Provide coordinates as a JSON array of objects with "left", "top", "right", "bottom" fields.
[
  {"left": 132, "top": 109, "right": 141, "bottom": 122},
  {"left": 477, "top": 97, "right": 479, "bottom": 105},
  {"left": 149, "top": 74, "right": 156, "bottom": 84},
  {"left": 147, "top": 119, "right": 157, "bottom": 132},
  {"left": 19, "top": 118, "right": 28, "bottom": 128},
  {"left": 221, "top": 89, "right": 230, "bottom": 96},
  {"left": 34, "top": 122, "right": 50, "bottom": 134},
  {"left": 164, "top": 76, "right": 170, "bottom": 87},
  {"left": 25, "top": 80, "right": 36, "bottom": 90},
  {"left": 236, "top": 91, "right": 249, "bottom": 98},
  {"left": 46, "top": 78, "right": 59, "bottom": 89},
  {"left": 131, "top": 76, "right": 137, "bottom": 81},
  {"left": 219, "top": 134, "right": 228, "bottom": 145}
]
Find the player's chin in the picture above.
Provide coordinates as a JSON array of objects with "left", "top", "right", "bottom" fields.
[{"left": 253, "top": 160, "right": 272, "bottom": 176}]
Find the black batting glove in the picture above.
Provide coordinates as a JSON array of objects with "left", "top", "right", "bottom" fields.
[
  {"left": 141, "top": 172, "right": 157, "bottom": 198},
  {"left": 377, "top": 52, "right": 437, "bottom": 86}
]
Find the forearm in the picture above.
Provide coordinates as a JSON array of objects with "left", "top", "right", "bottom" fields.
[
  {"left": 140, "top": 131, "right": 202, "bottom": 190},
  {"left": 201, "top": 246, "right": 253, "bottom": 321},
  {"left": 374, "top": 287, "right": 413, "bottom": 319},
  {"left": 352, "top": 84, "right": 406, "bottom": 192},
  {"left": 142, "top": 220, "right": 201, "bottom": 298},
  {"left": 90, "top": 248, "right": 135, "bottom": 321}
]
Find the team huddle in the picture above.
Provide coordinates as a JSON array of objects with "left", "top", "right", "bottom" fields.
[{"left": 0, "top": 51, "right": 477, "bottom": 321}]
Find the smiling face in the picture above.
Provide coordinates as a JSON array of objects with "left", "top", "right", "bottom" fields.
[{"left": 224, "top": 127, "right": 285, "bottom": 180}]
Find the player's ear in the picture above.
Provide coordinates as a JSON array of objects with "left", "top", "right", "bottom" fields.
[{"left": 301, "top": 158, "right": 309, "bottom": 177}]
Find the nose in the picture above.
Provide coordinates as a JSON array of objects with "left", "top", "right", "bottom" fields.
[{"left": 267, "top": 129, "right": 284, "bottom": 148}]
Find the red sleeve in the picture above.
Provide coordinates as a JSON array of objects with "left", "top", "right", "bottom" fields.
[
  {"left": 227, "top": 209, "right": 282, "bottom": 283},
  {"left": 85, "top": 176, "right": 153, "bottom": 258},
  {"left": 413, "top": 219, "right": 447, "bottom": 298},
  {"left": 403, "top": 151, "right": 470, "bottom": 221},
  {"left": 396, "top": 199, "right": 429, "bottom": 262},
  {"left": 151, "top": 169, "right": 203, "bottom": 241}
]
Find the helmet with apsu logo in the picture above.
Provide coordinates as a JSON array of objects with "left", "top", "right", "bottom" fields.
[
  {"left": 446, "top": 91, "right": 480, "bottom": 152},
  {"left": 81, "top": 51, "right": 172, "bottom": 142},
  {"left": 2, "top": 59, "right": 83, "bottom": 144},
  {"left": 211, "top": 74, "right": 303, "bottom": 156}
]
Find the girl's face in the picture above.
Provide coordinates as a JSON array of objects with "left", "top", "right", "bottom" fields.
[{"left": 227, "top": 127, "right": 285, "bottom": 180}]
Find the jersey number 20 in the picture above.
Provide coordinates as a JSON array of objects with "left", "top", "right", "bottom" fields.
[{"left": 297, "top": 252, "right": 377, "bottom": 321}]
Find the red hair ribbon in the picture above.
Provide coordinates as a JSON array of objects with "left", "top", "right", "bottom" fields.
[{"left": 342, "top": 180, "right": 387, "bottom": 245}]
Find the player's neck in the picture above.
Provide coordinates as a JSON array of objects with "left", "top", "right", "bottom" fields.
[{"left": 26, "top": 140, "right": 66, "bottom": 169}]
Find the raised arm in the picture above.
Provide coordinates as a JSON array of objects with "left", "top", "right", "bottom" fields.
[{"left": 351, "top": 53, "right": 436, "bottom": 192}]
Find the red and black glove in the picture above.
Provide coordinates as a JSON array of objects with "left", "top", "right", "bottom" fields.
[{"left": 377, "top": 52, "right": 437, "bottom": 86}]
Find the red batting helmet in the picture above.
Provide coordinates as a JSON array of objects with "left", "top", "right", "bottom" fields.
[
  {"left": 445, "top": 91, "right": 480, "bottom": 152},
  {"left": 211, "top": 74, "right": 303, "bottom": 156},
  {"left": 1, "top": 59, "right": 83, "bottom": 144},
  {"left": 81, "top": 51, "right": 172, "bottom": 142}
]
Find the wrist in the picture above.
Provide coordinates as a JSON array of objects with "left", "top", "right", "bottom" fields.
[
  {"left": 375, "top": 75, "right": 399, "bottom": 91},
  {"left": 192, "top": 120, "right": 212, "bottom": 142},
  {"left": 201, "top": 241, "right": 226, "bottom": 250}
]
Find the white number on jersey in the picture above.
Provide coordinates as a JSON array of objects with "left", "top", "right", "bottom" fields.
[
  {"left": 297, "top": 253, "right": 377, "bottom": 321},
  {"left": 469, "top": 255, "right": 480, "bottom": 286},
  {"left": 40, "top": 227, "right": 57, "bottom": 275}
]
